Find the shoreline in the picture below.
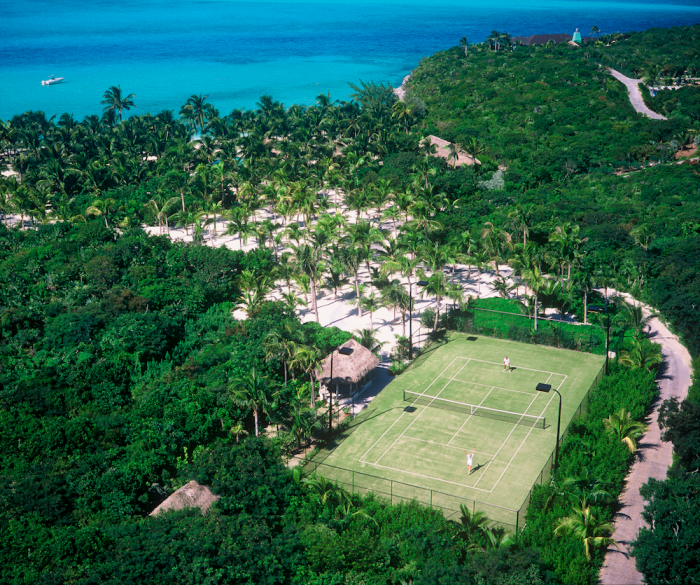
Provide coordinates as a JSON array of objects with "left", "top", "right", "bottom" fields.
[{"left": 393, "top": 71, "right": 412, "bottom": 100}]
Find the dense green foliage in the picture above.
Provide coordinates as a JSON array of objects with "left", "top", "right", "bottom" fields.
[
  {"left": 593, "top": 25, "right": 700, "bottom": 80},
  {"left": 1, "top": 24, "right": 698, "bottom": 585},
  {"left": 521, "top": 363, "right": 658, "bottom": 583},
  {"left": 407, "top": 35, "right": 700, "bottom": 356}
]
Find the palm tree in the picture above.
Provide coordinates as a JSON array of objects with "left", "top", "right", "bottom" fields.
[
  {"left": 481, "top": 222, "right": 512, "bottom": 275},
  {"left": 550, "top": 222, "right": 588, "bottom": 282},
  {"left": 621, "top": 302, "right": 657, "bottom": 337},
  {"left": 229, "top": 368, "right": 277, "bottom": 437},
  {"left": 101, "top": 85, "right": 135, "bottom": 121},
  {"left": 446, "top": 142, "right": 460, "bottom": 168},
  {"left": 86, "top": 198, "right": 117, "bottom": 228},
  {"left": 323, "top": 259, "right": 350, "bottom": 299},
  {"left": 491, "top": 275, "right": 515, "bottom": 299},
  {"left": 484, "top": 526, "right": 515, "bottom": 549},
  {"left": 289, "top": 402, "right": 320, "bottom": 449},
  {"left": 228, "top": 421, "right": 249, "bottom": 443},
  {"left": 352, "top": 289, "right": 382, "bottom": 331},
  {"left": 554, "top": 504, "right": 618, "bottom": 561},
  {"left": 459, "top": 36, "right": 469, "bottom": 56},
  {"left": 353, "top": 328, "right": 386, "bottom": 355},
  {"left": 179, "top": 93, "right": 217, "bottom": 134},
  {"left": 561, "top": 468, "right": 613, "bottom": 506},
  {"left": 522, "top": 264, "right": 546, "bottom": 330},
  {"left": 420, "top": 271, "right": 451, "bottom": 331},
  {"left": 291, "top": 242, "right": 323, "bottom": 323},
  {"left": 449, "top": 504, "right": 489, "bottom": 544},
  {"left": 603, "top": 408, "right": 647, "bottom": 452},
  {"left": 618, "top": 340, "right": 662, "bottom": 372},
  {"left": 291, "top": 345, "right": 324, "bottom": 409}
]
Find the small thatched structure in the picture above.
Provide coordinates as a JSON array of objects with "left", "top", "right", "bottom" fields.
[
  {"left": 427, "top": 135, "right": 480, "bottom": 167},
  {"left": 319, "top": 338, "right": 379, "bottom": 396},
  {"left": 149, "top": 480, "right": 220, "bottom": 517}
]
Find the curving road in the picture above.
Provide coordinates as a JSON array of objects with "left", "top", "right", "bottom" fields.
[
  {"left": 599, "top": 294, "right": 692, "bottom": 585},
  {"left": 608, "top": 69, "right": 667, "bottom": 120}
]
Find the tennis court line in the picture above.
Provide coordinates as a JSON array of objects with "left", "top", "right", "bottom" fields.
[
  {"left": 366, "top": 461, "right": 492, "bottom": 493},
  {"left": 488, "top": 374, "right": 566, "bottom": 493},
  {"left": 472, "top": 378, "right": 547, "bottom": 489},
  {"left": 453, "top": 356, "right": 565, "bottom": 376},
  {"left": 446, "top": 385, "right": 496, "bottom": 447},
  {"left": 403, "top": 435, "right": 495, "bottom": 458},
  {"left": 372, "top": 359, "right": 472, "bottom": 466},
  {"left": 359, "top": 356, "right": 461, "bottom": 465},
  {"left": 451, "top": 379, "right": 535, "bottom": 396}
]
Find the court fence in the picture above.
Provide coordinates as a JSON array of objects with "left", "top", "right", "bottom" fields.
[
  {"left": 443, "top": 306, "right": 621, "bottom": 356},
  {"left": 289, "top": 455, "right": 524, "bottom": 533},
  {"left": 290, "top": 361, "right": 606, "bottom": 534}
]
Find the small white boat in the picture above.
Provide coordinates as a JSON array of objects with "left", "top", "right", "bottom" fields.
[{"left": 42, "top": 76, "right": 64, "bottom": 86}]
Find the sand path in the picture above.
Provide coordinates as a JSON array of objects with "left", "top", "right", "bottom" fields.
[
  {"left": 608, "top": 69, "right": 667, "bottom": 120},
  {"left": 599, "top": 293, "right": 692, "bottom": 585}
]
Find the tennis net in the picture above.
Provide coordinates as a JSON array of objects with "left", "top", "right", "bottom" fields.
[{"left": 404, "top": 390, "right": 546, "bottom": 429}]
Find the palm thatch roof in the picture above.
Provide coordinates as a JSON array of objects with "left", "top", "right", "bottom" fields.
[
  {"left": 149, "top": 480, "right": 220, "bottom": 517},
  {"left": 319, "top": 338, "right": 379, "bottom": 385},
  {"left": 427, "top": 135, "right": 480, "bottom": 166}
]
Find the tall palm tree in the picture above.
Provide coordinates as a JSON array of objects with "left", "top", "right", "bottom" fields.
[
  {"left": 603, "top": 408, "right": 647, "bottom": 452},
  {"left": 459, "top": 36, "right": 469, "bottom": 56},
  {"left": 101, "top": 85, "right": 135, "bottom": 122},
  {"left": 554, "top": 504, "right": 618, "bottom": 561},
  {"left": 550, "top": 222, "right": 588, "bottom": 282},
  {"left": 522, "top": 264, "right": 546, "bottom": 330},
  {"left": 353, "top": 289, "right": 382, "bottom": 331},
  {"left": 179, "top": 93, "right": 217, "bottom": 135},
  {"left": 291, "top": 242, "right": 323, "bottom": 323},
  {"left": 481, "top": 222, "right": 512, "bottom": 275},
  {"left": 86, "top": 198, "right": 117, "bottom": 228},
  {"left": 291, "top": 345, "right": 324, "bottom": 409},
  {"left": 420, "top": 271, "right": 451, "bottom": 331},
  {"left": 229, "top": 368, "right": 277, "bottom": 437}
]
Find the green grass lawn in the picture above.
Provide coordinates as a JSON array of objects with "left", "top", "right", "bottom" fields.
[{"left": 307, "top": 333, "right": 605, "bottom": 530}]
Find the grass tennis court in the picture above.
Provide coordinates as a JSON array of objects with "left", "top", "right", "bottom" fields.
[{"left": 307, "top": 333, "right": 605, "bottom": 529}]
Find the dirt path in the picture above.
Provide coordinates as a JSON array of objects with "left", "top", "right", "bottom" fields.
[
  {"left": 608, "top": 69, "right": 667, "bottom": 121},
  {"left": 599, "top": 297, "right": 692, "bottom": 584}
]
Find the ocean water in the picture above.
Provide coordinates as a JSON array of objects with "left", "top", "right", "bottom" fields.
[{"left": 1, "top": 0, "right": 699, "bottom": 120}]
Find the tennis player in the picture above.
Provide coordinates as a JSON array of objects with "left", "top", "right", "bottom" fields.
[
  {"left": 464, "top": 448, "right": 476, "bottom": 475},
  {"left": 503, "top": 356, "right": 511, "bottom": 373}
]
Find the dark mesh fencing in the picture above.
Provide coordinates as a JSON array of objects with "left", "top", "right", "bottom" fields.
[{"left": 446, "top": 307, "right": 617, "bottom": 355}]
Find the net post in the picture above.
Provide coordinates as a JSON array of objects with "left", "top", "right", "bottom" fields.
[
  {"left": 516, "top": 509, "right": 519, "bottom": 532},
  {"left": 430, "top": 490, "right": 433, "bottom": 508},
  {"left": 390, "top": 481, "right": 393, "bottom": 505}
]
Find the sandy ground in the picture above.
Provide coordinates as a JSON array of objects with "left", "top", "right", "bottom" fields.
[
  {"left": 599, "top": 291, "right": 692, "bottom": 585},
  {"left": 136, "top": 201, "right": 516, "bottom": 364}
]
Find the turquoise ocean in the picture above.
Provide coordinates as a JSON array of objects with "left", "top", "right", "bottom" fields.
[{"left": 1, "top": 0, "right": 699, "bottom": 120}]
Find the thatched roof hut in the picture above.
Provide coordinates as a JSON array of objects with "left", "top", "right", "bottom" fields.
[
  {"left": 319, "top": 338, "right": 379, "bottom": 386},
  {"left": 149, "top": 480, "right": 220, "bottom": 517}
]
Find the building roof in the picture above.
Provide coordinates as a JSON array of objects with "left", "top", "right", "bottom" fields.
[
  {"left": 149, "top": 480, "right": 220, "bottom": 517},
  {"left": 319, "top": 338, "right": 380, "bottom": 385},
  {"left": 427, "top": 135, "right": 480, "bottom": 166},
  {"left": 513, "top": 33, "right": 572, "bottom": 46}
]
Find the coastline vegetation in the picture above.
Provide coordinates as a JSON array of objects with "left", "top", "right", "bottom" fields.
[{"left": 0, "top": 24, "right": 698, "bottom": 585}]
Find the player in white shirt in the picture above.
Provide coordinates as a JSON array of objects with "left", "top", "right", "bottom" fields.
[{"left": 464, "top": 447, "right": 476, "bottom": 475}]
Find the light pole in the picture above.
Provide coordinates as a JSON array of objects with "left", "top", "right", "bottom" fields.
[
  {"left": 328, "top": 345, "right": 353, "bottom": 435},
  {"left": 409, "top": 280, "right": 429, "bottom": 360},
  {"left": 536, "top": 382, "right": 562, "bottom": 472}
]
